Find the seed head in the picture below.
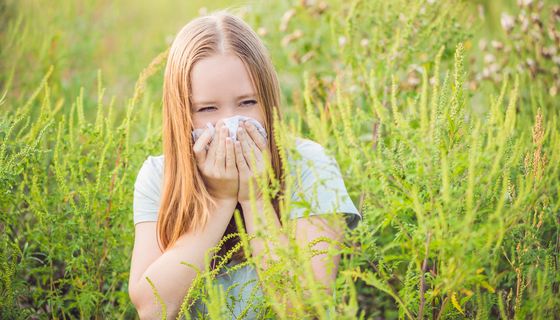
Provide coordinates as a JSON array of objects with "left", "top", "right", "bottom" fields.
[
  {"left": 360, "top": 38, "right": 369, "bottom": 47},
  {"left": 338, "top": 36, "right": 347, "bottom": 47},
  {"left": 517, "top": 0, "right": 533, "bottom": 8},
  {"left": 280, "top": 9, "right": 296, "bottom": 32},
  {"left": 501, "top": 13, "right": 515, "bottom": 33},
  {"left": 257, "top": 27, "right": 268, "bottom": 37}
]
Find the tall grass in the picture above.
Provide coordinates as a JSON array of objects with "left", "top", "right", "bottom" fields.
[{"left": 1, "top": 0, "right": 558, "bottom": 319}]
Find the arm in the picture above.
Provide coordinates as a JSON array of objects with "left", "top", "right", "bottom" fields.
[
  {"left": 239, "top": 198, "right": 345, "bottom": 317},
  {"left": 234, "top": 120, "right": 347, "bottom": 315},
  {"left": 129, "top": 119, "right": 239, "bottom": 318},
  {"left": 128, "top": 198, "right": 238, "bottom": 319}
]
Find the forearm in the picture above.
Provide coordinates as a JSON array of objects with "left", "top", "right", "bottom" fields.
[
  {"left": 239, "top": 198, "right": 288, "bottom": 269},
  {"left": 240, "top": 199, "right": 339, "bottom": 318},
  {"left": 130, "top": 199, "right": 237, "bottom": 319},
  {"left": 240, "top": 198, "right": 304, "bottom": 316}
]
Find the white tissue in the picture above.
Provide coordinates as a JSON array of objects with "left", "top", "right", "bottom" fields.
[{"left": 191, "top": 115, "right": 267, "bottom": 144}]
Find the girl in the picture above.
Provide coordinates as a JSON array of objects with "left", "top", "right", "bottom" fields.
[{"left": 128, "top": 10, "right": 361, "bottom": 319}]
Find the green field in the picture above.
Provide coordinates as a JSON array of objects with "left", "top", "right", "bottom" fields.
[{"left": 1, "top": 0, "right": 559, "bottom": 319}]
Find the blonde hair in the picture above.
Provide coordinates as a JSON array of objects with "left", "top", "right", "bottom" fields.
[{"left": 159, "top": 10, "right": 285, "bottom": 265}]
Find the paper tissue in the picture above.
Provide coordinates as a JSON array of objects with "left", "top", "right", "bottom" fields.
[{"left": 191, "top": 115, "right": 267, "bottom": 146}]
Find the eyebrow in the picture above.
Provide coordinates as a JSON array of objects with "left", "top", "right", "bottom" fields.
[{"left": 191, "top": 94, "right": 257, "bottom": 106}]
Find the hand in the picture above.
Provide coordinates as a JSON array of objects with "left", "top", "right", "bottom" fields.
[
  {"left": 193, "top": 120, "right": 238, "bottom": 202},
  {"left": 234, "top": 121, "right": 271, "bottom": 204}
]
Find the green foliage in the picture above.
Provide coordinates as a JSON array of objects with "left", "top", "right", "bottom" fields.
[{"left": 1, "top": 0, "right": 559, "bottom": 319}]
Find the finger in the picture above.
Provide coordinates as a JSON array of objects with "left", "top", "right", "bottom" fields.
[
  {"left": 238, "top": 126, "right": 256, "bottom": 169},
  {"left": 192, "top": 127, "right": 214, "bottom": 166},
  {"left": 225, "top": 136, "right": 235, "bottom": 170},
  {"left": 214, "top": 125, "right": 227, "bottom": 171},
  {"left": 247, "top": 136, "right": 263, "bottom": 161},
  {"left": 206, "top": 123, "right": 221, "bottom": 165},
  {"left": 243, "top": 121, "right": 267, "bottom": 151},
  {"left": 234, "top": 140, "right": 249, "bottom": 172},
  {"left": 240, "top": 126, "right": 263, "bottom": 166}
]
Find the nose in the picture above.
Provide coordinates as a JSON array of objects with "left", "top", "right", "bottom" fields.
[
  {"left": 214, "top": 109, "right": 238, "bottom": 128},
  {"left": 223, "top": 109, "right": 238, "bottom": 121}
]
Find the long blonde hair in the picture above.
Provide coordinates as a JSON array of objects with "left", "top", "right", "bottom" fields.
[{"left": 159, "top": 10, "right": 285, "bottom": 265}]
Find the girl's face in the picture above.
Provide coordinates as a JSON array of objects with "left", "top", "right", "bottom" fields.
[{"left": 189, "top": 53, "right": 265, "bottom": 130}]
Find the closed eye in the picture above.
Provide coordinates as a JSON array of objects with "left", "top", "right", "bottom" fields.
[
  {"left": 240, "top": 100, "right": 257, "bottom": 106},
  {"left": 198, "top": 106, "right": 217, "bottom": 112}
]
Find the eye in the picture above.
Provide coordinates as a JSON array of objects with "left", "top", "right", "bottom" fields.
[
  {"left": 240, "top": 100, "right": 257, "bottom": 106},
  {"left": 198, "top": 106, "right": 217, "bottom": 112}
]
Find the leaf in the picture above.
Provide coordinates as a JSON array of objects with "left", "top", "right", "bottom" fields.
[
  {"left": 451, "top": 291, "right": 464, "bottom": 315},
  {"left": 480, "top": 281, "right": 495, "bottom": 293}
]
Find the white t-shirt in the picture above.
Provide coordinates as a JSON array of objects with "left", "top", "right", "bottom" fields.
[{"left": 132, "top": 137, "right": 362, "bottom": 318}]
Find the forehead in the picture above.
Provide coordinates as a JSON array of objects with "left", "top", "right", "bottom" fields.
[{"left": 190, "top": 53, "right": 255, "bottom": 102}]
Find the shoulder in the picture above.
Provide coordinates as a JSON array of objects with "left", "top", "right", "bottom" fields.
[
  {"left": 135, "top": 154, "right": 164, "bottom": 193},
  {"left": 289, "top": 137, "right": 339, "bottom": 174},
  {"left": 291, "top": 137, "right": 334, "bottom": 164},
  {"left": 293, "top": 137, "right": 327, "bottom": 157},
  {"left": 135, "top": 155, "right": 164, "bottom": 182},
  {"left": 133, "top": 155, "right": 164, "bottom": 225},
  {"left": 287, "top": 137, "right": 362, "bottom": 229},
  {"left": 143, "top": 154, "right": 165, "bottom": 173}
]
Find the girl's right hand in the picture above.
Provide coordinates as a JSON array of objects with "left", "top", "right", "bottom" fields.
[{"left": 192, "top": 120, "right": 238, "bottom": 202}]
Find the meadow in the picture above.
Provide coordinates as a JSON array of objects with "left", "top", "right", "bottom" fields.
[{"left": 1, "top": 0, "right": 559, "bottom": 319}]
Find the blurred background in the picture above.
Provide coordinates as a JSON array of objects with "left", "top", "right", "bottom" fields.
[{"left": 4, "top": 0, "right": 555, "bottom": 123}]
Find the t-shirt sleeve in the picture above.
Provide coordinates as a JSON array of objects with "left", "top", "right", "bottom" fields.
[
  {"left": 133, "top": 156, "right": 162, "bottom": 225},
  {"left": 288, "top": 143, "right": 362, "bottom": 230}
]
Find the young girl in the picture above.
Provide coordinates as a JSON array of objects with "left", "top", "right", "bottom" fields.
[{"left": 128, "top": 10, "right": 361, "bottom": 319}]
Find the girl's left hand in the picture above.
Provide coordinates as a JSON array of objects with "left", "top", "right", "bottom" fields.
[{"left": 234, "top": 121, "right": 271, "bottom": 204}]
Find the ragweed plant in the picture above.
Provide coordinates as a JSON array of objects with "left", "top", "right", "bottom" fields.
[{"left": 334, "top": 43, "right": 559, "bottom": 319}]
